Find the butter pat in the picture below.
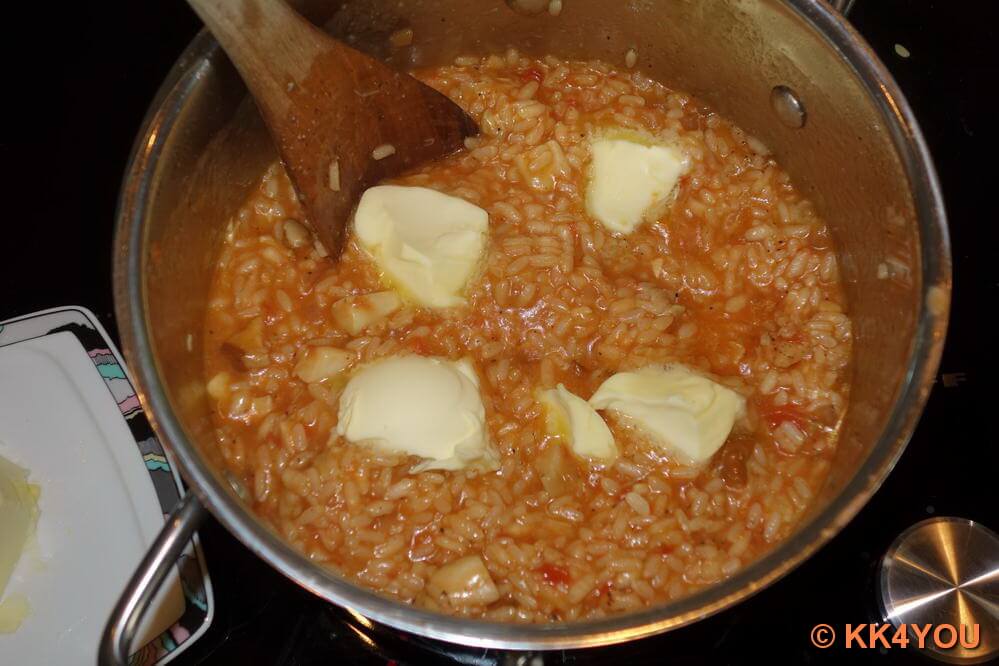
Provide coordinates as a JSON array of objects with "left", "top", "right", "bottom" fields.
[
  {"left": 586, "top": 133, "right": 687, "bottom": 234},
  {"left": 589, "top": 365, "right": 745, "bottom": 464},
  {"left": 539, "top": 384, "right": 617, "bottom": 461},
  {"left": 0, "top": 593, "right": 29, "bottom": 633},
  {"left": 353, "top": 185, "right": 489, "bottom": 308},
  {"left": 0, "top": 453, "right": 38, "bottom": 625},
  {"left": 336, "top": 356, "right": 495, "bottom": 471}
]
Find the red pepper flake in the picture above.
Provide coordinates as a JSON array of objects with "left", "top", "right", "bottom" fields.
[
  {"left": 408, "top": 338, "right": 430, "bottom": 354},
  {"left": 537, "top": 563, "right": 572, "bottom": 586},
  {"left": 520, "top": 66, "right": 544, "bottom": 83},
  {"left": 596, "top": 580, "right": 614, "bottom": 597}
]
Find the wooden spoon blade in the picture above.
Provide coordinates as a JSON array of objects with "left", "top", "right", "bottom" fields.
[
  {"left": 277, "top": 46, "right": 479, "bottom": 258},
  {"left": 187, "top": 0, "right": 479, "bottom": 257}
]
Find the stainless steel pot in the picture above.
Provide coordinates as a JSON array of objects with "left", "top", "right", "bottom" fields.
[{"left": 104, "top": 0, "right": 951, "bottom": 662}]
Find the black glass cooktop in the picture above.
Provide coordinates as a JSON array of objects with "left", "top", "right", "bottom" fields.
[{"left": 2, "top": 1, "right": 994, "bottom": 664}]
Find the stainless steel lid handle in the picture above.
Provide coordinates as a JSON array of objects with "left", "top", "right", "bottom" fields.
[
  {"left": 879, "top": 517, "right": 999, "bottom": 663},
  {"left": 98, "top": 492, "right": 207, "bottom": 666}
]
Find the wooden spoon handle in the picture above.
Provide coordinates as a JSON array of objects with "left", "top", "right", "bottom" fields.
[
  {"left": 185, "top": 0, "right": 476, "bottom": 257},
  {"left": 185, "top": 0, "right": 325, "bottom": 120}
]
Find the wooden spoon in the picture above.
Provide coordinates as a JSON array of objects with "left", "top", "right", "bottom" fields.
[{"left": 186, "top": 0, "right": 478, "bottom": 257}]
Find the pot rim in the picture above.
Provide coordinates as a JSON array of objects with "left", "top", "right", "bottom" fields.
[{"left": 113, "top": 0, "right": 951, "bottom": 650}]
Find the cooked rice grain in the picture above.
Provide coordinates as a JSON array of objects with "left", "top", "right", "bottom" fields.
[{"left": 203, "top": 52, "right": 851, "bottom": 622}]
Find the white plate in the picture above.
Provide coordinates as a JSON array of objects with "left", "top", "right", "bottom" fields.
[{"left": 0, "top": 307, "right": 212, "bottom": 665}]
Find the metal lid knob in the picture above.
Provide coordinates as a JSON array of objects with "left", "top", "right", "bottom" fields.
[{"left": 878, "top": 517, "right": 999, "bottom": 663}]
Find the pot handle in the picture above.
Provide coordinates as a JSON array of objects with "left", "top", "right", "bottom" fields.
[{"left": 98, "top": 491, "right": 207, "bottom": 666}]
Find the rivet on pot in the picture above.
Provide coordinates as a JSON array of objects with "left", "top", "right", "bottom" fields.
[
  {"left": 771, "top": 85, "right": 807, "bottom": 129},
  {"left": 504, "top": 0, "right": 549, "bottom": 15}
]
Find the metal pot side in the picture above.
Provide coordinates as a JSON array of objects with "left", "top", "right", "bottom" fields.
[{"left": 113, "top": 0, "right": 950, "bottom": 650}]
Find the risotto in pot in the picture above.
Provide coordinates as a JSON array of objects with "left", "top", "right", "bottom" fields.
[{"left": 204, "top": 51, "right": 852, "bottom": 622}]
